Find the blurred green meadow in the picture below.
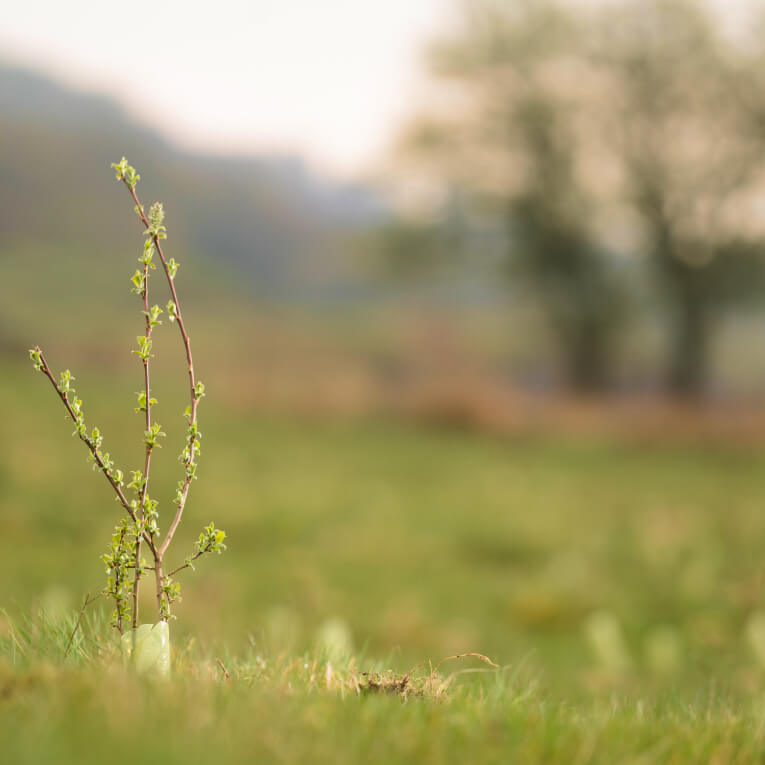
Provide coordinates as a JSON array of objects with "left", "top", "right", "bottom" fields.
[
  {"left": 6, "top": 344, "right": 765, "bottom": 761},
  {"left": 5, "top": 235, "right": 765, "bottom": 763},
  {"left": 6, "top": 346, "right": 765, "bottom": 691}
]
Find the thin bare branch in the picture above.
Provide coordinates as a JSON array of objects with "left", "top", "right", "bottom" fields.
[
  {"left": 35, "top": 349, "right": 138, "bottom": 524},
  {"left": 166, "top": 549, "right": 205, "bottom": 578}
]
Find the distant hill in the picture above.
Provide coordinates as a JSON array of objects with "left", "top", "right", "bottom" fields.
[{"left": 0, "top": 63, "right": 387, "bottom": 301}]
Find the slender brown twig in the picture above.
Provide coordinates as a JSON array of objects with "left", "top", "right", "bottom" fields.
[
  {"left": 123, "top": 183, "right": 200, "bottom": 561},
  {"left": 33, "top": 348, "right": 160, "bottom": 563},
  {"left": 117, "top": 179, "right": 206, "bottom": 624},
  {"left": 34, "top": 349, "right": 138, "bottom": 524},
  {"left": 132, "top": 238, "right": 158, "bottom": 629},
  {"left": 166, "top": 547, "right": 207, "bottom": 578}
]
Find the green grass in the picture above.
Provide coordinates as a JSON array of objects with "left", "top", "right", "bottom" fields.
[
  {"left": 5, "top": 355, "right": 765, "bottom": 762},
  {"left": 2, "top": 611, "right": 765, "bottom": 764}
]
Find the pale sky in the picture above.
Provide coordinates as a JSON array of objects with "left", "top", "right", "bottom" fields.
[
  {"left": 0, "top": 0, "right": 755, "bottom": 181},
  {"left": 0, "top": 0, "right": 452, "bottom": 179}
]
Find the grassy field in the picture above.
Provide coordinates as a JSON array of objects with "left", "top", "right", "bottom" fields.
[
  {"left": 4, "top": 354, "right": 765, "bottom": 762},
  {"left": 3, "top": 612, "right": 765, "bottom": 765}
]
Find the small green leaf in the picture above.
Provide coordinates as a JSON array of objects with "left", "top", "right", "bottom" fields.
[
  {"left": 133, "top": 335, "right": 152, "bottom": 360},
  {"left": 130, "top": 270, "right": 145, "bottom": 295},
  {"left": 28, "top": 348, "right": 43, "bottom": 371}
]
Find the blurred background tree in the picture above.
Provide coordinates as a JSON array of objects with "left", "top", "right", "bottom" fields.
[
  {"left": 393, "top": 0, "right": 765, "bottom": 396},
  {"left": 598, "top": 0, "right": 765, "bottom": 396}
]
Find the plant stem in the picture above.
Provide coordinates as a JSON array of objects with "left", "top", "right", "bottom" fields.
[
  {"left": 34, "top": 346, "right": 160, "bottom": 630},
  {"left": 133, "top": 247, "right": 156, "bottom": 629},
  {"left": 166, "top": 549, "right": 205, "bottom": 578},
  {"left": 122, "top": 183, "right": 200, "bottom": 561},
  {"left": 34, "top": 348, "right": 138, "bottom": 525},
  {"left": 114, "top": 525, "right": 127, "bottom": 634},
  {"left": 154, "top": 557, "right": 165, "bottom": 618},
  {"left": 132, "top": 538, "right": 143, "bottom": 629}
]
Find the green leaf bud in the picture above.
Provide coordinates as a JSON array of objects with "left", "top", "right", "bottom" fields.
[
  {"left": 29, "top": 348, "right": 43, "bottom": 371},
  {"left": 145, "top": 202, "right": 167, "bottom": 239}
]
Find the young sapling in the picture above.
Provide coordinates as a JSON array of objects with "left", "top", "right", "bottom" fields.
[{"left": 29, "top": 157, "right": 226, "bottom": 675}]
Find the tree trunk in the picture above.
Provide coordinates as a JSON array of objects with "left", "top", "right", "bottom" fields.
[
  {"left": 667, "top": 278, "right": 709, "bottom": 398},
  {"left": 645, "top": 210, "right": 712, "bottom": 399},
  {"left": 562, "top": 326, "right": 610, "bottom": 394}
]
